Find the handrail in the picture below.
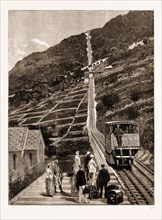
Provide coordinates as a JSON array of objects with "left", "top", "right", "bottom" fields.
[{"left": 9, "top": 161, "right": 45, "bottom": 184}]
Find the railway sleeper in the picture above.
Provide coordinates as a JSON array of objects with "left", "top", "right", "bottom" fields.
[{"left": 124, "top": 170, "right": 154, "bottom": 205}]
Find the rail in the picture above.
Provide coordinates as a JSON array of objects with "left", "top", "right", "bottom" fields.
[
  {"left": 116, "top": 168, "right": 154, "bottom": 205},
  {"left": 133, "top": 159, "right": 154, "bottom": 186}
]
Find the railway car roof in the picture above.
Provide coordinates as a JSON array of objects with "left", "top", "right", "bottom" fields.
[{"left": 105, "top": 121, "right": 139, "bottom": 125}]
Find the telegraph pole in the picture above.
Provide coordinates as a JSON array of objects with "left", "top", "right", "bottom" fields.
[{"left": 85, "top": 30, "right": 96, "bottom": 130}]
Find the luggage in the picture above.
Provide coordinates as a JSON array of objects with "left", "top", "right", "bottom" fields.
[
  {"left": 89, "top": 186, "right": 100, "bottom": 199},
  {"left": 83, "top": 185, "right": 90, "bottom": 194},
  {"left": 107, "top": 189, "right": 123, "bottom": 204},
  {"left": 107, "top": 184, "right": 119, "bottom": 191}
]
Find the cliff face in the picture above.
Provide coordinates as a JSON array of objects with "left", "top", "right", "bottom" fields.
[{"left": 9, "top": 11, "right": 153, "bottom": 94}]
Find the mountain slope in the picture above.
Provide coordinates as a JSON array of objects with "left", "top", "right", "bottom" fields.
[{"left": 9, "top": 10, "right": 153, "bottom": 95}]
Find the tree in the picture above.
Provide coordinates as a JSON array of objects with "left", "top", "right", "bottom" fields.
[
  {"left": 101, "top": 93, "right": 120, "bottom": 110},
  {"left": 130, "top": 88, "right": 142, "bottom": 102},
  {"left": 126, "top": 106, "right": 139, "bottom": 120}
]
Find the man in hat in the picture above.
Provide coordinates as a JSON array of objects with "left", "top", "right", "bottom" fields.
[
  {"left": 84, "top": 151, "right": 91, "bottom": 181},
  {"left": 96, "top": 164, "right": 110, "bottom": 198},
  {"left": 52, "top": 160, "right": 64, "bottom": 193},
  {"left": 114, "top": 124, "right": 124, "bottom": 146},
  {"left": 88, "top": 155, "right": 97, "bottom": 185}
]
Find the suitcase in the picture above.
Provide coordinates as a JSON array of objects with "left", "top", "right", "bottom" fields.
[
  {"left": 107, "top": 184, "right": 119, "bottom": 191},
  {"left": 89, "top": 186, "right": 100, "bottom": 199},
  {"left": 107, "top": 189, "right": 123, "bottom": 204}
]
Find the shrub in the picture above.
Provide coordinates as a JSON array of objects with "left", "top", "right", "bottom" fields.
[
  {"left": 108, "top": 74, "right": 118, "bottom": 84},
  {"left": 96, "top": 101, "right": 106, "bottom": 113},
  {"left": 130, "top": 88, "right": 142, "bottom": 102},
  {"left": 143, "top": 37, "right": 148, "bottom": 44},
  {"left": 9, "top": 120, "right": 19, "bottom": 127},
  {"left": 101, "top": 93, "right": 120, "bottom": 110},
  {"left": 126, "top": 106, "right": 139, "bottom": 120},
  {"left": 140, "top": 120, "right": 154, "bottom": 151}
]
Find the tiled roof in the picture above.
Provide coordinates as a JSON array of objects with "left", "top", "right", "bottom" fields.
[
  {"left": 25, "top": 130, "right": 41, "bottom": 150},
  {"left": 9, "top": 127, "right": 28, "bottom": 151},
  {"left": 9, "top": 127, "right": 42, "bottom": 152}
]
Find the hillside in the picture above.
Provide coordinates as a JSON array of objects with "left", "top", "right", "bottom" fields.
[
  {"left": 9, "top": 10, "right": 154, "bottom": 164},
  {"left": 95, "top": 38, "right": 154, "bottom": 168},
  {"left": 9, "top": 10, "right": 153, "bottom": 99}
]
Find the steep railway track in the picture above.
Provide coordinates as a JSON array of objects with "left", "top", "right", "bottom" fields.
[
  {"left": 86, "top": 30, "right": 154, "bottom": 205},
  {"left": 116, "top": 168, "right": 154, "bottom": 205},
  {"left": 89, "top": 128, "right": 154, "bottom": 205},
  {"left": 133, "top": 158, "right": 154, "bottom": 190}
]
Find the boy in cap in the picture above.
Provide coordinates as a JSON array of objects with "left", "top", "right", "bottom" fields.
[{"left": 96, "top": 164, "right": 110, "bottom": 198}]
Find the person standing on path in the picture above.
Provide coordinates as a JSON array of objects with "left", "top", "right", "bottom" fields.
[
  {"left": 45, "top": 163, "right": 54, "bottom": 197},
  {"left": 76, "top": 165, "right": 88, "bottom": 204},
  {"left": 88, "top": 155, "right": 97, "bottom": 185},
  {"left": 84, "top": 151, "right": 91, "bottom": 181},
  {"left": 69, "top": 164, "right": 78, "bottom": 197},
  {"left": 96, "top": 164, "right": 110, "bottom": 198},
  {"left": 73, "top": 151, "right": 81, "bottom": 173},
  {"left": 52, "top": 160, "right": 64, "bottom": 193}
]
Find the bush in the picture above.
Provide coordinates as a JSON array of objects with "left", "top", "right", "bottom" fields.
[
  {"left": 101, "top": 93, "right": 120, "bottom": 110},
  {"left": 130, "top": 88, "right": 142, "bottom": 102},
  {"left": 126, "top": 106, "right": 139, "bottom": 120},
  {"left": 96, "top": 101, "right": 106, "bottom": 113},
  {"left": 108, "top": 74, "right": 118, "bottom": 84},
  {"left": 140, "top": 123, "right": 154, "bottom": 151}
]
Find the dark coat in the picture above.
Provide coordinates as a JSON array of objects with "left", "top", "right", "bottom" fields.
[
  {"left": 96, "top": 168, "right": 110, "bottom": 187},
  {"left": 76, "top": 170, "right": 86, "bottom": 190},
  {"left": 84, "top": 155, "right": 91, "bottom": 169}
]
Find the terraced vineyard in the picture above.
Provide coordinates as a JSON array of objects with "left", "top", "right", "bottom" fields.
[{"left": 9, "top": 81, "right": 92, "bottom": 155}]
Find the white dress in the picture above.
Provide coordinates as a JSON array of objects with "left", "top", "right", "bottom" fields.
[{"left": 74, "top": 155, "right": 81, "bottom": 173}]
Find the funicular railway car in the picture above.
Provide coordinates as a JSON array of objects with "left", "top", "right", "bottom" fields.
[{"left": 105, "top": 121, "right": 140, "bottom": 168}]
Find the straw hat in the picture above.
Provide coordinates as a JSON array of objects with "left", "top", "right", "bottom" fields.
[{"left": 86, "top": 151, "right": 91, "bottom": 155}]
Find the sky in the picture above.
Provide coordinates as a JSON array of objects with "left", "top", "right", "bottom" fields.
[{"left": 8, "top": 10, "right": 129, "bottom": 70}]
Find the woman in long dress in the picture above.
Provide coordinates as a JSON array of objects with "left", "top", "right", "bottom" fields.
[
  {"left": 69, "top": 164, "right": 78, "bottom": 197},
  {"left": 73, "top": 151, "right": 81, "bottom": 173},
  {"left": 45, "top": 163, "right": 54, "bottom": 197}
]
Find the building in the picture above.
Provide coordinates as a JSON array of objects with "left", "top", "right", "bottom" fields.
[{"left": 9, "top": 127, "right": 45, "bottom": 182}]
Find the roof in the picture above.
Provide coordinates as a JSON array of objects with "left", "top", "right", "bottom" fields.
[
  {"left": 25, "top": 130, "right": 41, "bottom": 150},
  {"left": 9, "top": 127, "right": 28, "bottom": 151},
  {"left": 105, "top": 121, "right": 139, "bottom": 126},
  {"left": 9, "top": 127, "right": 43, "bottom": 152}
]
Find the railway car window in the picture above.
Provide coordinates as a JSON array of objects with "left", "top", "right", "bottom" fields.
[
  {"left": 128, "top": 125, "right": 133, "bottom": 133},
  {"left": 132, "top": 125, "right": 138, "bottom": 133},
  {"left": 105, "top": 125, "right": 110, "bottom": 133},
  {"left": 125, "top": 126, "right": 129, "bottom": 133},
  {"left": 110, "top": 126, "right": 113, "bottom": 133}
]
